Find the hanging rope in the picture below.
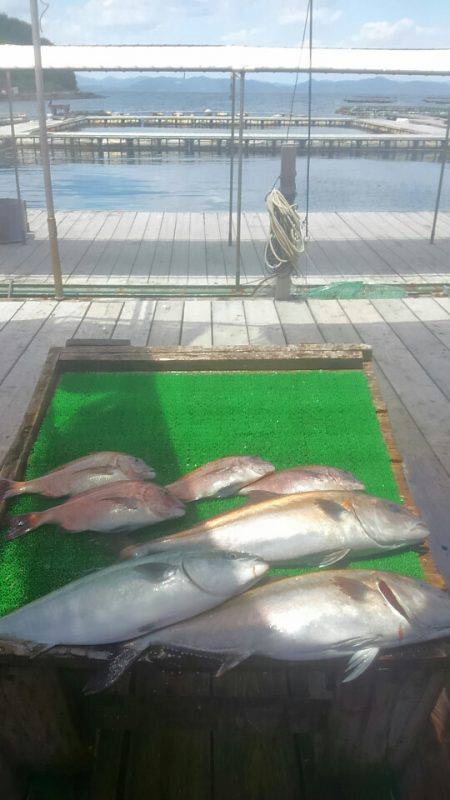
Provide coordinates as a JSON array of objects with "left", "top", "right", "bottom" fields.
[
  {"left": 264, "top": 188, "right": 304, "bottom": 275},
  {"left": 286, "top": 2, "right": 310, "bottom": 140},
  {"left": 259, "top": 1, "right": 312, "bottom": 292}
]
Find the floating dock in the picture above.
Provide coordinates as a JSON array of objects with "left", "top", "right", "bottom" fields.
[{"left": 0, "top": 114, "right": 445, "bottom": 158}]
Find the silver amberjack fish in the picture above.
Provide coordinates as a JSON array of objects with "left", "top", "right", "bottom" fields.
[
  {"left": 166, "top": 456, "right": 275, "bottom": 502},
  {"left": 6, "top": 481, "right": 185, "bottom": 541},
  {"left": 0, "top": 550, "right": 268, "bottom": 652},
  {"left": 0, "top": 452, "right": 155, "bottom": 501},
  {"left": 108, "top": 570, "right": 450, "bottom": 689},
  {"left": 121, "top": 491, "right": 428, "bottom": 567}
]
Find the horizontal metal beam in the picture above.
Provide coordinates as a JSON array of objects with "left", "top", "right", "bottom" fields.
[{"left": 1, "top": 45, "right": 450, "bottom": 74}]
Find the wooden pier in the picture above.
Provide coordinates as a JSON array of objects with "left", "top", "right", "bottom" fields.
[{"left": 1, "top": 209, "right": 449, "bottom": 288}]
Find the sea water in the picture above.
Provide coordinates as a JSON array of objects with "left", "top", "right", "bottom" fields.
[{"left": 0, "top": 89, "right": 449, "bottom": 212}]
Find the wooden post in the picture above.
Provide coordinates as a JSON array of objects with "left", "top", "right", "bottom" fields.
[
  {"left": 275, "top": 144, "right": 297, "bottom": 301},
  {"left": 280, "top": 143, "right": 297, "bottom": 205}
]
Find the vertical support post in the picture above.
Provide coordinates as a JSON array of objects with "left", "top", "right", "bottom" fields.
[
  {"left": 280, "top": 143, "right": 297, "bottom": 205},
  {"left": 6, "top": 71, "right": 26, "bottom": 241},
  {"left": 29, "top": 0, "right": 64, "bottom": 298},
  {"left": 275, "top": 144, "right": 297, "bottom": 301},
  {"left": 430, "top": 110, "right": 450, "bottom": 245},
  {"left": 235, "top": 71, "right": 245, "bottom": 289},
  {"left": 228, "top": 72, "right": 236, "bottom": 246},
  {"left": 305, "top": 0, "right": 313, "bottom": 239}
]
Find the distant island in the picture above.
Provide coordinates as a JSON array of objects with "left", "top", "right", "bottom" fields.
[
  {"left": 0, "top": 13, "right": 98, "bottom": 100},
  {"left": 77, "top": 74, "right": 450, "bottom": 96}
]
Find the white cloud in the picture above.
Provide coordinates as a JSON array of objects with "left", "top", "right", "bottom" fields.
[
  {"left": 279, "top": 5, "right": 342, "bottom": 27},
  {"left": 221, "top": 28, "right": 262, "bottom": 44},
  {"left": 355, "top": 17, "right": 445, "bottom": 46}
]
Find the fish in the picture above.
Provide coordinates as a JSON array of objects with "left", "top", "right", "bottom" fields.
[
  {"left": 91, "top": 569, "right": 450, "bottom": 692},
  {"left": 166, "top": 456, "right": 275, "bottom": 502},
  {"left": 239, "top": 466, "right": 365, "bottom": 500},
  {"left": 5, "top": 481, "right": 185, "bottom": 542},
  {"left": 0, "top": 550, "right": 268, "bottom": 655},
  {"left": 120, "top": 490, "right": 428, "bottom": 567},
  {"left": 0, "top": 452, "right": 155, "bottom": 502}
]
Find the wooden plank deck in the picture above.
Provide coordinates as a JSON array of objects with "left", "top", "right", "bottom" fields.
[
  {"left": 0, "top": 296, "right": 449, "bottom": 590},
  {"left": 1, "top": 210, "right": 449, "bottom": 287}
]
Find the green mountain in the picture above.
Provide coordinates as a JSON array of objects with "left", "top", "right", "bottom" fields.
[{"left": 0, "top": 12, "right": 77, "bottom": 95}]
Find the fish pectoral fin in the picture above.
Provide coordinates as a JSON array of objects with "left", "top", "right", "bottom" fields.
[
  {"left": 97, "top": 497, "right": 141, "bottom": 513},
  {"left": 307, "top": 548, "right": 351, "bottom": 569},
  {"left": 215, "top": 652, "right": 251, "bottom": 678},
  {"left": 83, "top": 635, "right": 153, "bottom": 695},
  {"left": 28, "top": 642, "right": 57, "bottom": 659},
  {"left": 343, "top": 646, "right": 380, "bottom": 683},
  {"left": 133, "top": 563, "right": 179, "bottom": 583}
]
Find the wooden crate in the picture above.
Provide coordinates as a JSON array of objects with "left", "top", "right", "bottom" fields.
[{"left": 0, "top": 342, "right": 448, "bottom": 796}]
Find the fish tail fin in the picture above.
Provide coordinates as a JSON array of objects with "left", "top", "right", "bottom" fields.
[
  {"left": 5, "top": 512, "right": 43, "bottom": 542},
  {"left": 83, "top": 635, "right": 154, "bottom": 695},
  {"left": 0, "top": 478, "right": 24, "bottom": 502}
]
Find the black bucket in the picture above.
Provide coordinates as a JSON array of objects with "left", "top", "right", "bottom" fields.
[{"left": 0, "top": 198, "right": 27, "bottom": 243}]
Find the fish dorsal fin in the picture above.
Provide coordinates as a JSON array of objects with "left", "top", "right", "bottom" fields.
[
  {"left": 377, "top": 579, "right": 409, "bottom": 621},
  {"left": 133, "top": 563, "right": 179, "bottom": 583},
  {"left": 343, "top": 647, "right": 380, "bottom": 683}
]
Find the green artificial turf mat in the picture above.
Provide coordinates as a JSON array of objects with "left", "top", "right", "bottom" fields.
[{"left": 0, "top": 369, "right": 424, "bottom": 616}]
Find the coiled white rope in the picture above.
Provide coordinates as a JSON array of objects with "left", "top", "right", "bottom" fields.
[{"left": 264, "top": 188, "right": 305, "bottom": 275}]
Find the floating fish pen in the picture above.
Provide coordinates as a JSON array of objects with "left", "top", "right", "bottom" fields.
[
  {"left": 423, "top": 96, "right": 450, "bottom": 105},
  {"left": 343, "top": 96, "right": 396, "bottom": 104},
  {"left": 5, "top": 131, "right": 445, "bottom": 162},
  {"left": 0, "top": 341, "right": 448, "bottom": 797},
  {"left": 337, "top": 104, "right": 449, "bottom": 120},
  {"left": 51, "top": 114, "right": 375, "bottom": 131}
]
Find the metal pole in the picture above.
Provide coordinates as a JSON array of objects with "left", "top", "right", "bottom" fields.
[
  {"left": 6, "top": 71, "right": 25, "bottom": 236},
  {"left": 29, "top": 0, "right": 63, "bottom": 298},
  {"left": 235, "top": 71, "right": 245, "bottom": 289},
  {"left": 228, "top": 72, "right": 236, "bottom": 246},
  {"left": 305, "top": 0, "right": 313, "bottom": 238},
  {"left": 430, "top": 109, "right": 450, "bottom": 245}
]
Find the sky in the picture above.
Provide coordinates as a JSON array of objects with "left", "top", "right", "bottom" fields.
[
  {"left": 3, "top": 0, "right": 450, "bottom": 49},
  {"left": 3, "top": 1, "right": 449, "bottom": 83}
]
